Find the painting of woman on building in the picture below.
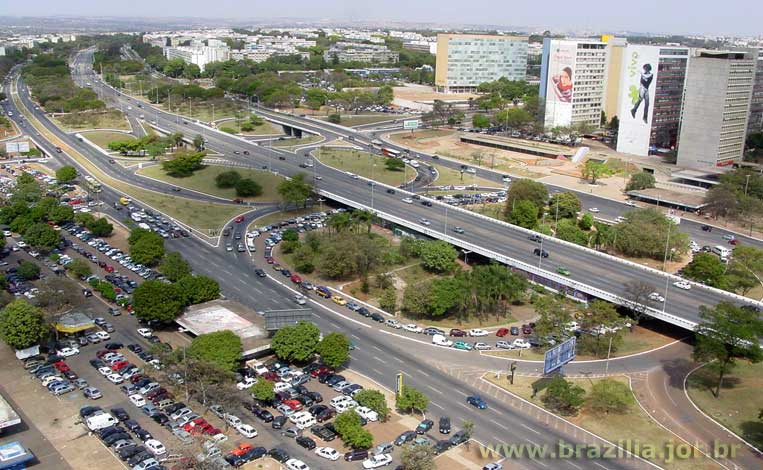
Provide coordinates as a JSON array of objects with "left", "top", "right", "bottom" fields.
[{"left": 551, "top": 67, "right": 573, "bottom": 103}]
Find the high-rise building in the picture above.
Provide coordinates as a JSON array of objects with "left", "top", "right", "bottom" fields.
[
  {"left": 677, "top": 49, "right": 757, "bottom": 169},
  {"left": 602, "top": 36, "right": 627, "bottom": 124},
  {"left": 615, "top": 45, "right": 689, "bottom": 156},
  {"left": 163, "top": 45, "right": 230, "bottom": 72},
  {"left": 749, "top": 52, "right": 763, "bottom": 134},
  {"left": 435, "top": 34, "right": 528, "bottom": 93},
  {"left": 539, "top": 38, "right": 608, "bottom": 129}
]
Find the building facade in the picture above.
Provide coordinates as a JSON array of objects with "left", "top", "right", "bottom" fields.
[
  {"left": 749, "top": 53, "right": 763, "bottom": 134},
  {"left": 323, "top": 43, "right": 398, "bottom": 64},
  {"left": 435, "top": 34, "right": 528, "bottom": 93},
  {"left": 677, "top": 49, "right": 757, "bottom": 168},
  {"left": 164, "top": 45, "right": 230, "bottom": 72},
  {"left": 539, "top": 38, "right": 608, "bottom": 129}
]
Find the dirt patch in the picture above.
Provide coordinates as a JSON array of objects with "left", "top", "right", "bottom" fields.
[
  {"left": 436, "top": 440, "right": 498, "bottom": 470},
  {"left": 393, "top": 85, "right": 478, "bottom": 102}
]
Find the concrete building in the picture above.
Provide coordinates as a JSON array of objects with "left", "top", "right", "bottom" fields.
[
  {"left": 602, "top": 36, "right": 627, "bottom": 123},
  {"left": 323, "top": 42, "right": 398, "bottom": 64},
  {"left": 435, "top": 33, "right": 528, "bottom": 93},
  {"left": 403, "top": 40, "right": 437, "bottom": 54},
  {"left": 615, "top": 45, "right": 690, "bottom": 156},
  {"left": 677, "top": 49, "right": 758, "bottom": 168},
  {"left": 164, "top": 45, "right": 230, "bottom": 72},
  {"left": 749, "top": 52, "right": 763, "bottom": 134},
  {"left": 539, "top": 38, "right": 608, "bottom": 129}
]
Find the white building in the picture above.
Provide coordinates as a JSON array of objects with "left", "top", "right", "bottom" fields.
[{"left": 164, "top": 45, "right": 230, "bottom": 72}]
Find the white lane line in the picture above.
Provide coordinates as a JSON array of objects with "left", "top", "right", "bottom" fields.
[
  {"left": 489, "top": 418, "right": 508, "bottom": 430},
  {"left": 351, "top": 334, "right": 361, "bottom": 340},
  {"left": 415, "top": 368, "right": 430, "bottom": 377},
  {"left": 567, "top": 462, "right": 582, "bottom": 470},
  {"left": 371, "top": 368, "right": 384, "bottom": 376},
  {"left": 520, "top": 423, "right": 541, "bottom": 435},
  {"left": 530, "top": 457, "right": 549, "bottom": 468},
  {"left": 593, "top": 463, "right": 609, "bottom": 470},
  {"left": 426, "top": 385, "right": 443, "bottom": 395},
  {"left": 391, "top": 356, "right": 404, "bottom": 364},
  {"left": 524, "top": 438, "right": 542, "bottom": 447},
  {"left": 373, "top": 357, "right": 384, "bottom": 363},
  {"left": 430, "top": 401, "right": 444, "bottom": 410},
  {"left": 453, "top": 389, "right": 468, "bottom": 397},
  {"left": 372, "top": 345, "right": 383, "bottom": 353}
]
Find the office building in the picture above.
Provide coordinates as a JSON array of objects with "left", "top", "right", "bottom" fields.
[
  {"left": 164, "top": 45, "right": 230, "bottom": 72},
  {"left": 435, "top": 33, "right": 528, "bottom": 93},
  {"left": 677, "top": 49, "right": 757, "bottom": 168},
  {"left": 616, "top": 45, "right": 690, "bottom": 156},
  {"left": 539, "top": 38, "right": 608, "bottom": 129},
  {"left": 323, "top": 42, "right": 398, "bottom": 64},
  {"left": 602, "top": 36, "right": 627, "bottom": 123},
  {"left": 749, "top": 53, "right": 763, "bottom": 134}
]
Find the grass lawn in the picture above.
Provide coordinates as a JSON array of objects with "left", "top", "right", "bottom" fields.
[
  {"left": 137, "top": 165, "right": 284, "bottom": 203},
  {"left": 313, "top": 147, "right": 414, "bottom": 186},
  {"left": 272, "top": 135, "right": 323, "bottom": 148},
  {"left": 216, "top": 118, "right": 283, "bottom": 136},
  {"left": 80, "top": 131, "right": 135, "bottom": 149},
  {"left": 51, "top": 110, "right": 130, "bottom": 131},
  {"left": 686, "top": 360, "right": 763, "bottom": 449},
  {"left": 431, "top": 163, "right": 501, "bottom": 188},
  {"left": 390, "top": 129, "right": 455, "bottom": 143},
  {"left": 315, "top": 114, "right": 416, "bottom": 127},
  {"left": 485, "top": 374, "right": 715, "bottom": 470}
]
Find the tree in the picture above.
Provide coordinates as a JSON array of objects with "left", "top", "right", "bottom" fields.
[
  {"left": 316, "top": 332, "right": 350, "bottom": 369},
  {"left": 328, "top": 113, "right": 341, "bottom": 124},
  {"left": 581, "top": 160, "right": 608, "bottom": 184},
  {"left": 188, "top": 331, "right": 242, "bottom": 372},
  {"left": 588, "top": 379, "right": 634, "bottom": 414},
  {"left": 88, "top": 217, "right": 113, "bottom": 237},
  {"left": 133, "top": 280, "right": 184, "bottom": 322},
  {"left": 542, "top": 376, "right": 586, "bottom": 416},
  {"left": 66, "top": 258, "right": 92, "bottom": 279},
  {"left": 215, "top": 170, "right": 241, "bottom": 188},
  {"left": 555, "top": 219, "right": 589, "bottom": 246},
  {"left": 17, "top": 261, "right": 40, "bottom": 280},
  {"left": 472, "top": 113, "right": 490, "bottom": 129},
  {"left": 578, "top": 213, "right": 594, "bottom": 231},
  {"left": 250, "top": 378, "right": 275, "bottom": 402},
  {"left": 161, "top": 151, "right": 206, "bottom": 177},
  {"left": 610, "top": 208, "right": 690, "bottom": 260},
  {"left": 385, "top": 157, "right": 405, "bottom": 171},
  {"left": 23, "top": 223, "right": 60, "bottom": 250},
  {"left": 682, "top": 253, "right": 728, "bottom": 288},
  {"left": 506, "top": 179, "right": 548, "bottom": 216},
  {"left": 55, "top": 165, "right": 77, "bottom": 183},
  {"left": 548, "top": 192, "right": 581, "bottom": 219},
  {"left": 400, "top": 442, "right": 436, "bottom": 470},
  {"left": 578, "top": 300, "right": 627, "bottom": 357},
  {"left": 129, "top": 229, "right": 165, "bottom": 266},
  {"left": 271, "top": 321, "right": 321, "bottom": 362},
  {"left": 176, "top": 275, "right": 220, "bottom": 305},
  {"left": 704, "top": 185, "right": 740, "bottom": 219},
  {"left": 626, "top": 172, "right": 656, "bottom": 191},
  {"left": 49, "top": 205, "right": 74, "bottom": 224},
  {"left": 419, "top": 240, "right": 457, "bottom": 273},
  {"left": 159, "top": 252, "right": 192, "bottom": 282},
  {"left": 354, "top": 389, "right": 390, "bottom": 422},
  {"left": 193, "top": 134, "right": 205, "bottom": 151},
  {"left": 235, "top": 178, "right": 263, "bottom": 197},
  {"left": 726, "top": 246, "right": 763, "bottom": 300},
  {"left": 277, "top": 173, "right": 313, "bottom": 208},
  {"left": 508, "top": 200, "right": 539, "bottom": 229},
  {"left": 693, "top": 302, "right": 763, "bottom": 398},
  {"left": 379, "top": 288, "right": 397, "bottom": 313},
  {"left": 533, "top": 296, "right": 575, "bottom": 344},
  {"left": 334, "top": 410, "right": 374, "bottom": 449},
  {"left": 0, "top": 300, "right": 48, "bottom": 349},
  {"left": 396, "top": 385, "right": 429, "bottom": 414},
  {"left": 494, "top": 108, "right": 533, "bottom": 129}
]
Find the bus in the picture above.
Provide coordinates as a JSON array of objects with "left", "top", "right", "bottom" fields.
[
  {"left": 371, "top": 139, "right": 383, "bottom": 149},
  {"left": 83, "top": 175, "right": 102, "bottom": 193},
  {"left": 382, "top": 147, "right": 401, "bottom": 158}
]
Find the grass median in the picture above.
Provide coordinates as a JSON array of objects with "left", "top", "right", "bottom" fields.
[
  {"left": 313, "top": 147, "right": 415, "bottom": 186},
  {"left": 80, "top": 130, "right": 136, "bottom": 149},
  {"left": 50, "top": 109, "right": 130, "bottom": 131}
]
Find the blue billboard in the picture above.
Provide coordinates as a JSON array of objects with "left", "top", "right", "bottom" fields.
[{"left": 543, "top": 337, "right": 576, "bottom": 375}]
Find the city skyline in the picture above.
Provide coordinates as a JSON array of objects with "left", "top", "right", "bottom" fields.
[{"left": 1, "top": 0, "right": 761, "bottom": 36}]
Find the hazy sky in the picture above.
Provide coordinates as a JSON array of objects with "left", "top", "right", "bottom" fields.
[{"left": 3, "top": 0, "right": 759, "bottom": 36}]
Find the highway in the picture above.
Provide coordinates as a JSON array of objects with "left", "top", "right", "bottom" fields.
[{"left": 2, "top": 61, "right": 666, "bottom": 470}]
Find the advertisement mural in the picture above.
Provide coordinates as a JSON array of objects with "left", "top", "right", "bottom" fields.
[
  {"left": 616, "top": 45, "right": 660, "bottom": 155},
  {"left": 543, "top": 41, "right": 576, "bottom": 129}
]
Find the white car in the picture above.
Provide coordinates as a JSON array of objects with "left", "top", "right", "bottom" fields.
[
  {"left": 236, "top": 377, "right": 257, "bottom": 390},
  {"left": 252, "top": 361, "right": 269, "bottom": 376},
  {"left": 235, "top": 423, "right": 258, "bottom": 438},
  {"left": 355, "top": 406, "right": 379, "bottom": 422},
  {"left": 402, "top": 324, "right": 423, "bottom": 334},
  {"left": 474, "top": 342, "right": 492, "bottom": 350},
  {"left": 401, "top": 198, "right": 413, "bottom": 204},
  {"left": 129, "top": 394, "right": 146, "bottom": 407},
  {"left": 107, "top": 373, "right": 125, "bottom": 384},
  {"left": 385, "top": 319, "right": 402, "bottom": 329},
  {"left": 512, "top": 338, "right": 531, "bottom": 349},
  {"left": 419, "top": 218, "right": 431, "bottom": 226},
  {"left": 469, "top": 329, "right": 489, "bottom": 337},
  {"left": 285, "top": 458, "right": 310, "bottom": 470},
  {"left": 57, "top": 347, "right": 79, "bottom": 357},
  {"left": 495, "top": 340, "right": 513, "bottom": 349},
  {"left": 648, "top": 292, "right": 665, "bottom": 302},
  {"left": 95, "top": 331, "right": 110, "bottom": 340},
  {"left": 137, "top": 328, "right": 153, "bottom": 338},
  {"left": 673, "top": 281, "right": 691, "bottom": 290},
  {"left": 315, "top": 446, "right": 340, "bottom": 461},
  {"left": 363, "top": 453, "right": 392, "bottom": 469},
  {"left": 145, "top": 439, "right": 166, "bottom": 456},
  {"left": 625, "top": 201, "right": 637, "bottom": 207},
  {"left": 588, "top": 207, "right": 600, "bottom": 213},
  {"left": 97, "top": 366, "right": 113, "bottom": 376},
  {"left": 274, "top": 381, "right": 292, "bottom": 393}
]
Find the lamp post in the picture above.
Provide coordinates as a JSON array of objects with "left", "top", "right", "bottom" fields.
[
  {"left": 371, "top": 163, "right": 376, "bottom": 210},
  {"left": 661, "top": 222, "right": 672, "bottom": 312}
]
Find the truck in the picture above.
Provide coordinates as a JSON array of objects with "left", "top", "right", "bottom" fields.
[{"left": 119, "top": 197, "right": 131, "bottom": 205}]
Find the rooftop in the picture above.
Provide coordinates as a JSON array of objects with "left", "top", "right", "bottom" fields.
[
  {"left": 0, "top": 392, "right": 21, "bottom": 431},
  {"left": 178, "top": 300, "right": 272, "bottom": 356},
  {"left": 626, "top": 187, "right": 708, "bottom": 210}
]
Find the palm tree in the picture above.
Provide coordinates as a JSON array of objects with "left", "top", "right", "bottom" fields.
[{"left": 352, "top": 210, "right": 373, "bottom": 234}]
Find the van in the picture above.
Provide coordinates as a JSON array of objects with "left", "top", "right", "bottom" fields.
[
  {"left": 294, "top": 414, "right": 316, "bottom": 430},
  {"left": 432, "top": 334, "right": 453, "bottom": 347},
  {"left": 86, "top": 412, "right": 118, "bottom": 431},
  {"left": 712, "top": 245, "right": 732, "bottom": 260}
]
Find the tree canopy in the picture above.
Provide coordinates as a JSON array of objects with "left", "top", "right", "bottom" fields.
[
  {"left": 133, "top": 280, "right": 184, "bottom": 322},
  {"left": 0, "top": 300, "right": 48, "bottom": 349},
  {"left": 188, "top": 330, "right": 242, "bottom": 372},
  {"left": 316, "top": 332, "right": 350, "bottom": 369},
  {"left": 271, "top": 321, "right": 321, "bottom": 362},
  {"left": 277, "top": 173, "right": 313, "bottom": 208}
]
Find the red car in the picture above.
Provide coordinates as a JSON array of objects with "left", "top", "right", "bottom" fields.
[
  {"left": 96, "top": 349, "right": 111, "bottom": 358},
  {"left": 449, "top": 328, "right": 467, "bottom": 337},
  {"left": 729, "top": 239, "right": 739, "bottom": 245},
  {"left": 203, "top": 427, "right": 222, "bottom": 436},
  {"left": 265, "top": 257, "right": 275, "bottom": 264},
  {"left": 282, "top": 399, "right": 303, "bottom": 411},
  {"left": 111, "top": 360, "right": 130, "bottom": 371},
  {"left": 130, "top": 374, "right": 146, "bottom": 384},
  {"left": 145, "top": 387, "right": 167, "bottom": 399},
  {"left": 261, "top": 371, "right": 278, "bottom": 382},
  {"left": 496, "top": 328, "right": 509, "bottom": 337},
  {"left": 234, "top": 216, "right": 245, "bottom": 223},
  {"left": 290, "top": 273, "right": 302, "bottom": 284},
  {"left": 231, "top": 443, "right": 254, "bottom": 456},
  {"left": 309, "top": 366, "right": 332, "bottom": 378},
  {"left": 104, "top": 265, "right": 115, "bottom": 273},
  {"left": 54, "top": 361, "right": 70, "bottom": 372},
  {"left": 521, "top": 324, "right": 533, "bottom": 335}
]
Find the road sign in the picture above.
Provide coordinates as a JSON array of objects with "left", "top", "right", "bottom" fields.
[
  {"left": 396, "top": 372, "right": 404, "bottom": 397},
  {"left": 543, "top": 337, "right": 576, "bottom": 375},
  {"left": 264, "top": 308, "right": 313, "bottom": 331},
  {"left": 403, "top": 119, "right": 420, "bottom": 130},
  {"left": 4, "top": 142, "right": 18, "bottom": 153}
]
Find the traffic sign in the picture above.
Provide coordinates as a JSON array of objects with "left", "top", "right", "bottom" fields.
[
  {"left": 543, "top": 337, "right": 576, "bottom": 375},
  {"left": 396, "top": 372, "right": 404, "bottom": 397},
  {"left": 403, "top": 119, "right": 420, "bottom": 130}
]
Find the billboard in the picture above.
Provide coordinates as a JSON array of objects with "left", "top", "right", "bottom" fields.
[
  {"left": 543, "top": 337, "right": 576, "bottom": 375},
  {"left": 403, "top": 119, "right": 420, "bottom": 130},
  {"left": 616, "top": 45, "right": 660, "bottom": 156},
  {"left": 543, "top": 40, "right": 576, "bottom": 129}
]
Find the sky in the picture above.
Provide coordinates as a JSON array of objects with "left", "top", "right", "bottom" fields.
[{"left": 2, "top": 0, "right": 760, "bottom": 36}]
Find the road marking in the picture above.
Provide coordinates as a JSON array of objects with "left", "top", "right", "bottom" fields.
[
  {"left": 489, "top": 418, "right": 508, "bottom": 430},
  {"left": 415, "top": 368, "right": 430, "bottom": 377},
  {"left": 524, "top": 437, "right": 542, "bottom": 447},
  {"left": 371, "top": 368, "right": 384, "bottom": 376},
  {"left": 520, "top": 423, "right": 541, "bottom": 435},
  {"left": 593, "top": 463, "right": 609, "bottom": 470},
  {"left": 430, "top": 401, "right": 444, "bottom": 410},
  {"left": 459, "top": 403, "right": 471, "bottom": 410},
  {"left": 373, "top": 357, "right": 384, "bottom": 363},
  {"left": 372, "top": 345, "right": 383, "bottom": 353},
  {"left": 426, "top": 385, "right": 443, "bottom": 395},
  {"left": 566, "top": 462, "right": 582, "bottom": 470},
  {"left": 391, "top": 356, "right": 404, "bottom": 364},
  {"left": 530, "top": 457, "right": 549, "bottom": 468},
  {"left": 453, "top": 389, "right": 468, "bottom": 397},
  {"left": 351, "top": 334, "right": 361, "bottom": 340}
]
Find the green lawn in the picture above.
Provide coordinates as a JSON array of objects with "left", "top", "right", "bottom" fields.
[
  {"left": 313, "top": 147, "right": 414, "bottom": 186},
  {"left": 51, "top": 110, "right": 130, "bottom": 131},
  {"left": 315, "top": 114, "right": 417, "bottom": 127},
  {"left": 272, "top": 135, "right": 323, "bottom": 148},
  {"left": 431, "top": 163, "right": 501, "bottom": 188},
  {"left": 216, "top": 118, "right": 283, "bottom": 136},
  {"left": 80, "top": 131, "right": 135, "bottom": 149},
  {"left": 686, "top": 360, "right": 763, "bottom": 449},
  {"left": 137, "top": 165, "right": 284, "bottom": 203}
]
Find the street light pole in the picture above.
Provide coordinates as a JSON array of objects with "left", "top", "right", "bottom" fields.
[{"left": 662, "top": 222, "right": 672, "bottom": 312}]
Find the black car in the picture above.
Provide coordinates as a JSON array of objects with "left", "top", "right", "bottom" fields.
[
  {"left": 151, "top": 413, "right": 170, "bottom": 425},
  {"left": 416, "top": 419, "right": 434, "bottom": 434},
  {"left": 272, "top": 415, "right": 287, "bottom": 429},
  {"left": 105, "top": 342, "right": 123, "bottom": 350},
  {"left": 103, "top": 432, "right": 131, "bottom": 446},
  {"left": 309, "top": 404, "right": 328, "bottom": 415},
  {"left": 89, "top": 359, "right": 104, "bottom": 368},
  {"left": 386, "top": 188, "right": 396, "bottom": 194},
  {"left": 305, "top": 391, "right": 323, "bottom": 403},
  {"left": 163, "top": 402, "right": 186, "bottom": 415},
  {"left": 395, "top": 430, "right": 416, "bottom": 446},
  {"left": 127, "top": 451, "right": 153, "bottom": 467},
  {"left": 357, "top": 307, "right": 371, "bottom": 317},
  {"left": 423, "top": 327, "right": 444, "bottom": 336},
  {"left": 255, "top": 408, "right": 274, "bottom": 423},
  {"left": 533, "top": 248, "right": 549, "bottom": 258},
  {"left": 296, "top": 436, "right": 316, "bottom": 450},
  {"left": 296, "top": 394, "right": 314, "bottom": 407},
  {"left": 241, "top": 446, "right": 266, "bottom": 462},
  {"left": 311, "top": 424, "right": 337, "bottom": 442},
  {"left": 318, "top": 373, "right": 338, "bottom": 385},
  {"left": 134, "top": 427, "right": 152, "bottom": 441},
  {"left": 434, "top": 439, "right": 451, "bottom": 454},
  {"left": 118, "top": 445, "right": 145, "bottom": 461},
  {"left": 325, "top": 374, "right": 346, "bottom": 386},
  {"left": 439, "top": 416, "right": 451, "bottom": 434},
  {"left": 111, "top": 408, "right": 130, "bottom": 422},
  {"left": 316, "top": 408, "right": 336, "bottom": 422},
  {"left": 344, "top": 449, "right": 369, "bottom": 461},
  {"left": 701, "top": 225, "right": 712, "bottom": 232},
  {"left": 370, "top": 313, "right": 385, "bottom": 323},
  {"left": 124, "top": 420, "right": 142, "bottom": 432},
  {"left": 267, "top": 448, "right": 289, "bottom": 463},
  {"left": 79, "top": 406, "right": 102, "bottom": 418},
  {"left": 254, "top": 269, "right": 266, "bottom": 277},
  {"left": 98, "top": 426, "right": 126, "bottom": 440},
  {"left": 449, "top": 430, "right": 468, "bottom": 446},
  {"left": 225, "top": 454, "right": 246, "bottom": 467}
]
